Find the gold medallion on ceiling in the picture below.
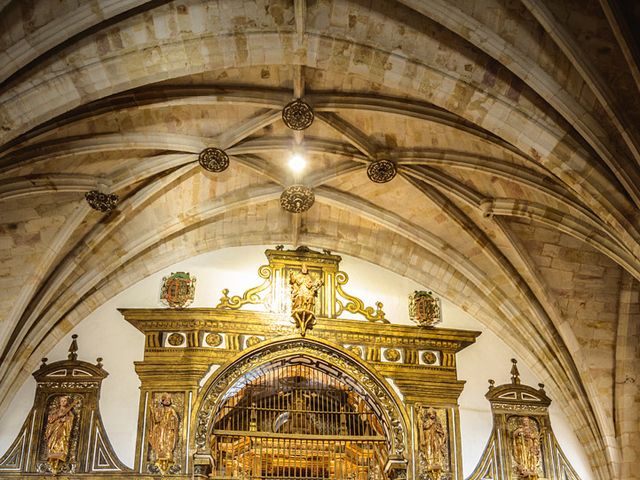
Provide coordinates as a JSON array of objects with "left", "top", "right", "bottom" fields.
[
  {"left": 282, "top": 99, "right": 314, "bottom": 130},
  {"left": 367, "top": 159, "right": 397, "bottom": 183},
  {"left": 85, "top": 190, "right": 119, "bottom": 212},
  {"left": 198, "top": 147, "right": 229, "bottom": 172},
  {"left": 280, "top": 185, "right": 315, "bottom": 213}
]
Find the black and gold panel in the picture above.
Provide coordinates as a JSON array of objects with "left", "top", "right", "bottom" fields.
[{"left": 123, "top": 247, "right": 480, "bottom": 479}]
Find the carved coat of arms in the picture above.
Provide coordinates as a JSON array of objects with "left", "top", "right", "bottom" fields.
[
  {"left": 160, "top": 272, "right": 196, "bottom": 308},
  {"left": 409, "top": 291, "right": 442, "bottom": 328}
]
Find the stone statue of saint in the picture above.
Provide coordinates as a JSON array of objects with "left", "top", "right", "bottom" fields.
[
  {"left": 148, "top": 393, "right": 179, "bottom": 471},
  {"left": 511, "top": 417, "right": 541, "bottom": 479},
  {"left": 44, "top": 395, "right": 78, "bottom": 470},
  {"left": 418, "top": 406, "right": 447, "bottom": 476},
  {"left": 289, "top": 263, "right": 323, "bottom": 313}
]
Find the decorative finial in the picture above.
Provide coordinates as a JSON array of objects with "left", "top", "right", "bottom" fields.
[
  {"left": 510, "top": 358, "right": 520, "bottom": 384},
  {"left": 40, "top": 358, "right": 48, "bottom": 368},
  {"left": 275, "top": 245, "right": 284, "bottom": 250},
  {"left": 96, "top": 357, "right": 103, "bottom": 369},
  {"left": 538, "top": 383, "right": 545, "bottom": 392},
  {"left": 68, "top": 334, "right": 79, "bottom": 361},
  {"left": 488, "top": 379, "right": 495, "bottom": 390}
]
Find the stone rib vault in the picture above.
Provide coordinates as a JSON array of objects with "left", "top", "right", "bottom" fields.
[{"left": 0, "top": 1, "right": 638, "bottom": 478}]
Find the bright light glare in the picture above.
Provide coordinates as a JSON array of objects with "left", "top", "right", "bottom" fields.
[{"left": 288, "top": 153, "right": 307, "bottom": 173}]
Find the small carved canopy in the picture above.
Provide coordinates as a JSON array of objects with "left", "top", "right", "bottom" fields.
[
  {"left": 485, "top": 359, "right": 551, "bottom": 410},
  {"left": 33, "top": 335, "right": 107, "bottom": 384}
]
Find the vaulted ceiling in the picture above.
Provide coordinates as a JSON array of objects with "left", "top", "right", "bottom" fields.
[{"left": 0, "top": 1, "right": 639, "bottom": 478}]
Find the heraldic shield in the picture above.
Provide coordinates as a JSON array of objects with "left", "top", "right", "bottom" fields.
[
  {"left": 160, "top": 272, "right": 196, "bottom": 308},
  {"left": 409, "top": 290, "right": 442, "bottom": 328}
]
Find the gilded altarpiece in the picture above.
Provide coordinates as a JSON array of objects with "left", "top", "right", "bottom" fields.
[
  {"left": 468, "top": 360, "right": 581, "bottom": 480},
  {"left": 0, "top": 336, "right": 129, "bottom": 476},
  {"left": 121, "top": 247, "right": 480, "bottom": 479},
  {"left": 0, "top": 247, "right": 586, "bottom": 479}
]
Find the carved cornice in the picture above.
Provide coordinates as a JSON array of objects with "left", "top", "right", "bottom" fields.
[{"left": 119, "top": 307, "right": 479, "bottom": 352}]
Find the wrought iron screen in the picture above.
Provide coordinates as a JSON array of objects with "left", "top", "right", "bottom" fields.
[{"left": 210, "top": 359, "right": 388, "bottom": 480}]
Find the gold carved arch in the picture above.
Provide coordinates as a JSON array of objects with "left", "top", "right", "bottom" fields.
[{"left": 192, "top": 335, "right": 411, "bottom": 477}]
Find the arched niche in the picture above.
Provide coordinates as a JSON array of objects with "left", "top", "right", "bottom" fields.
[{"left": 192, "top": 336, "right": 410, "bottom": 479}]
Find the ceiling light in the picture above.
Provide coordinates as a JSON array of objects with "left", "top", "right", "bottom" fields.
[{"left": 288, "top": 153, "right": 306, "bottom": 173}]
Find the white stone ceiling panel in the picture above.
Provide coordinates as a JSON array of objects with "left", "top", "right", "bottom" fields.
[
  {"left": 0, "top": 150, "right": 171, "bottom": 180},
  {"left": 161, "top": 64, "right": 294, "bottom": 88},
  {"left": 505, "top": 218, "right": 622, "bottom": 423},
  {"left": 28, "top": 104, "right": 271, "bottom": 141}
]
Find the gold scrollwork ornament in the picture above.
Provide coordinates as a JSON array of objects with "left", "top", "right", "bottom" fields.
[{"left": 335, "top": 271, "right": 387, "bottom": 323}]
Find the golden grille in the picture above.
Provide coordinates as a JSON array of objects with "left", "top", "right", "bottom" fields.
[{"left": 210, "top": 361, "right": 388, "bottom": 480}]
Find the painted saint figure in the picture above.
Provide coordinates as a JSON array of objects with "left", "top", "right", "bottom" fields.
[
  {"left": 289, "top": 263, "right": 323, "bottom": 313},
  {"left": 148, "top": 393, "right": 179, "bottom": 472},
  {"left": 418, "top": 406, "right": 447, "bottom": 478},
  {"left": 44, "top": 395, "right": 78, "bottom": 471},
  {"left": 511, "top": 417, "right": 541, "bottom": 479}
]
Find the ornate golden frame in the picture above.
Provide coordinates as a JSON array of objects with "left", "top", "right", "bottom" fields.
[{"left": 191, "top": 335, "right": 412, "bottom": 477}]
